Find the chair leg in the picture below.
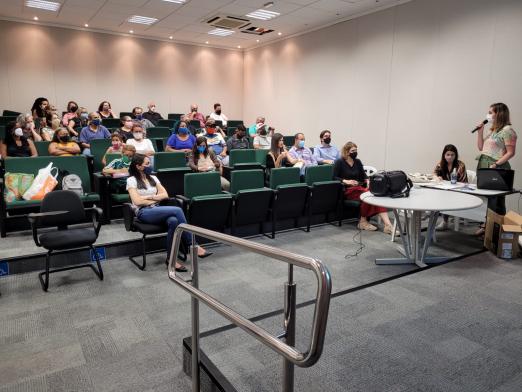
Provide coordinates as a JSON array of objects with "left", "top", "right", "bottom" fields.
[
  {"left": 38, "top": 251, "right": 52, "bottom": 292},
  {"left": 129, "top": 235, "right": 147, "bottom": 270},
  {"left": 90, "top": 246, "right": 104, "bottom": 281},
  {"left": 271, "top": 210, "right": 276, "bottom": 239},
  {"left": 391, "top": 218, "right": 397, "bottom": 242}
]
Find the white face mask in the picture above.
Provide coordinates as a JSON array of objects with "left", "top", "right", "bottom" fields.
[
  {"left": 486, "top": 113, "right": 494, "bottom": 123},
  {"left": 133, "top": 133, "right": 143, "bottom": 140},
  {"left": 14, "top": 128, "right": 24, "bottom": 137}
]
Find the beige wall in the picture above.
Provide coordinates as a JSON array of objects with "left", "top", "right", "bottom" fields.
[
  {"left": 244, "top": 0, "right": 522, "bottom": 207},
  {"left": 0, "top": 20, "right": 244, "bottom": 119}
]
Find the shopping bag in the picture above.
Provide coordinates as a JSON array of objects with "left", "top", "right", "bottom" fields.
[
  {"left": 22, "top": 162, "right": 59, "bottom": 201},
  {"left": 3, "top": 173, "right": 35, "bottom": 202}
]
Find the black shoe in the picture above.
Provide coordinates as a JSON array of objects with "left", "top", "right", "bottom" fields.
[
  {"left": 175, "top": 265, "right": 188, "bottom": 272},
  {"left": 198, "top": 251, "right": 213, "bottom": 259}
]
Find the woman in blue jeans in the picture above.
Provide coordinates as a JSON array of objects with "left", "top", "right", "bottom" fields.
[{"left": 126, "top": 154, "right": 211, "bottom": 271}]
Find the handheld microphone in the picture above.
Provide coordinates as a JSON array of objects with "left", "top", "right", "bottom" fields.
[{"left": 471, "top": 119, "right": 488, "bottom": 133}]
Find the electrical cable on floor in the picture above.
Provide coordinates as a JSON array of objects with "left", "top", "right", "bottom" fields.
[{"left": 345, "top": 226, "right": 365, "bottom": 259}]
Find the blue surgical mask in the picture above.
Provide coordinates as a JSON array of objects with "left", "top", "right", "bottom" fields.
[
  {"left": 143, "top": 166, "right": 153, "bottom": 175},
  {"left": 197, "top": 146, "right": 206, "bottom": 153},
  {"left": 298, "top": 140, "right": 305, "bottom": 148},
  {"left": 80, "top": 113, "right": 88, "bottom": 120},
  {"left": 91, "top": 119, "right": 101, "bottom": 126},
  {"left": 136, "top": 114, "right": 143, "bottom": 120},
  {"left": 178, "top": 127, "right": 189, "bottom": 135}
]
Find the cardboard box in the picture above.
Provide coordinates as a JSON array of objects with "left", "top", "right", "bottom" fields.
[{"left": 484, "top": 210, "right": 522, "bottom": 259}]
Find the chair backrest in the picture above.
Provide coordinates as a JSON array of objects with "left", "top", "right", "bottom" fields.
[
  {"left": 90, "top": 138, "right": 111, "bottom": 171},
  {"left": 189, "top": 120, "right": 201, "bottom": 129},
  {"left": 363, "top": 165, "right": 378, "bottom": 177},
  {"left": 466, "top": 170, "right": 477, "bottom": 184},
  {"left": 184, "top": 172, "right": 222, "bottom": 199},
  {"left": 40, "top": 190, "right": 86, "bottom": 227},
  {"left": 0, "top": 116, "right": 17, "bottom": 126},
  {"left": 230, "top": 169, "right": 265, "bottom": 194},
  {"left": 283, "top": 136, "right": 295, "bottom": 148},
  {"left": 34, "top": 141, "right": 51, "bottom": 156},
  {"left": 269, "top": 167, "right": 301, "bottom": 189},
  {"left": 227, "top": 120, "right": 243, "bottom": 128},
  {"left": 4, "top": 156, "right": 93, "bottom": 192},
  {"left": 2, "top": 110, "right": 21, "bottom": 117},
  {"left": 254, "top": 149, "right": 268, "bottom": 165},
  {"left": 105, "top": 153, "right": 122, "bottom": 166},
  {"left": 154, "top": 151, "right": 187, "bottom": 170},
  {"left": 101, "top": 118, "right": 121, "bottom": 128},
  {"left": 157, "top": 119, "right": 176, "bottom": 128},
  {"left": 227, "top": 127, "right": 237, "bottom": 137},
  {"left": 229, "top": 149, "right": 256, "bottom": 166},
  {"left": 168, "top": 113, "right": 183, "bottom": 120},
  {"left": 305, "top": 165, "right": 334, "bottom": 185},
  {"left": 146, "top": 126, "right": 171, "bottom": 139},
  {"left": 0, "top": 125, "right": 6, "bottom": 141},
  {"left": 119, "top": 112, "right": 133, "bottom": 119}
]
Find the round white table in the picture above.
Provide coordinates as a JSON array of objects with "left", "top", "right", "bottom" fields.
[{"left": 361, "top": 188, "right": 482, "bottom": 267}]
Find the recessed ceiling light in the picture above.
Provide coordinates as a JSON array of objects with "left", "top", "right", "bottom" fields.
[
  {"left": 208, "top": 28, "right": 234, "bottom": 37},
  {"left": 162, "top": 0, "right": 186, "bottom": 3},
  {"left": 205, "top": 41, "right": 209, "bottom": 44},
  {"left": 26, "top": 0, "right": 61, "bottom": 12},
  {"left": 256, "top": 39, "right": 259, "bottom": 42},
  {"left": 246, "top": 9, "right": 280, "bottom": 21},
  {"left": 129, "top": 30, "right": 134, "bottom": 34},
  {"left": 84, "top": 23, "right": 89, "bottom": 27},
  {"left": 169, "top": 36, "right": 173, "bottom": 39},
  {"left": 278, "top": 32, "right": 282, "bottom": 36},
  {"left": 128, "top": 15, "right": 158, "bottom": 25},
  {"left": 33, "top": 16, "right": 39, "bottom": 20},
  {"left": 237, "top": 45, "right": 241, "bottom": 49}
]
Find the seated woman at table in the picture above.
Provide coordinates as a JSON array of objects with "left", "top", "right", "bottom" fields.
[
  {"left": 333, "top": 141, "right": 394, "bottom": 233},
  {"left": 433, "top": 144, "right": 468, "bottom": 231}
]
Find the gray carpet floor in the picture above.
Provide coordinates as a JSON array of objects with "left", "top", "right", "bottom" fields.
[{"left": 0, "top": 222, "right": 508, "bottom": 392}]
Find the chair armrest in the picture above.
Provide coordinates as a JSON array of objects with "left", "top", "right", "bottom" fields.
[
  {"left": 122, "top": 203, "right": 136, "bottom": 232},
  {"left": 159, "top": 197, "right": 182, "bottom": 208},
  {"left": 175, "top": 195, "right": 190, "bottom": 213},
  {"left": 89, "top": 207, "right": 103, "bottom": 235},
  {"left": 27, "top": 211, "right": 68, "bottom": 247}
]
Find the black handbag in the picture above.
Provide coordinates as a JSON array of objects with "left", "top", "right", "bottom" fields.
[{"left": 369, "top": 171, "right": 413, "bottom": 198}]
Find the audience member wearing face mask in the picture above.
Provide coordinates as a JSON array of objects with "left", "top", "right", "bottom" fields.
[
  {"left": 288, "top": 133, "right": 317, "bottom": 175},
  {"left": 102, "top": 133, "right": 125, "bottom": 166},
  {"left": 142, "top": 102, "right": 163, "bottom": 125},
  {"left": 62, "top": 101, "right": 79, "bottom": 127},
  {"left": 0, "top": 122, "right": 38, "bottom": 158},
  {"left": 48, "top": 127, "right": 81, "bottom": 156},
  {"left": 203, "top": 120, "right": 227, "bottom": 159},
  {"left": 165, "top": 122, "right": 196, "bottom": 153},
  {"left": 253, "top": 124, "right": 272, "bottom": 150},
  {"left": 125, "top": 124, "right": 155, "bottom": 159},
  {"left": 209, "top": 103, "right": 228, "bottom": 127},
  {"left": 126, "top": 154, "right": 212, "bottom": 271},
  {"left": 103, "top": 144, "right": 137, "bottom": 192},
  {"left": 67, "top": 107, "right": 88, "bottom": 138},
  {"left": 97, "top": 100, "right": 114, "bottom": 119},
  {"left": 313, "top": 130, "right": 340, "bottom": 165},
  {"left": 132, "top": 106, "right": 154, "bottom": 130},
  {"left": 79, "top": 112, "right": 111, "bottom": 156},
  {"left": 118, "top": 116, "right": 135, "bottom": 142},
  {"left": 334, "top": 141, "right": 395, "bottom": 234},
  {"left": 188, "top": 136, "right": 230, "bottom": 191},
  {"left": 41, "top": 113, "right": 61, "bottom": 142},
  {"left": 30, "top": 97, "right": 49, "bottom": 123},
  {"left": 16, "top": 113, "right": 42, "bottom": 142},
  {"left": 222, "top": 125, "right": 250, "bottom": 166}
]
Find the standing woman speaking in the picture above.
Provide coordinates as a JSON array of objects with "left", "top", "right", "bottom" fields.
[{"left": 476, "top": 102, "right": 517, "bottom": 214}]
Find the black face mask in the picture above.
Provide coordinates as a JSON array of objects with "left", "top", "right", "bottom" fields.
[
  {"left": 59, "top": 135, "right": 70, "bottom": 143},
  {"left": 215, "top": 110, "right": 222, "bottom": 115},
  {"left": 323, "top": 137, "right": 331, "bottom": 144},
  {"left": 192, "top": 108, "right": 197, "bottom": 113},
  {"left": 349, "top": 152, "right": 358, "bottom": 160},
  {"left": 69, "top": 106, "right": 77, "bottom": 113},
  {"left": 237, "top": 133, "right": 244, "bottom": 139}
]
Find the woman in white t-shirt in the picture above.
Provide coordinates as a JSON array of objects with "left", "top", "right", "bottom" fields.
[
  {"left": 126, "top": 123, "right": 155, "bottom": 157},
  {"left": 126, "top": 154, "right": 211, "bottom": 271}
]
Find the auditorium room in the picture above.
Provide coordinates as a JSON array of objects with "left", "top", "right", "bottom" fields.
[{"left": 0, "top": 0, "right": 521, "bottom": 391}]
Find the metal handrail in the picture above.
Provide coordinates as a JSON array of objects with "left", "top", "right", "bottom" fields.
[{"left": 168, "top": 223, "right": 332, "bottom": 392}]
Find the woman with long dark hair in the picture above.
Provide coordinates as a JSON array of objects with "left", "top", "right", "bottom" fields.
[
  {"left": 475, "top": 102, "right": 517, "bottom": 216},
  {"left": 0, "top": 121, "right": 38, "bottom": 158},
  {"left": 97, "top": 100, "right": 114, "bottom": 119},
  {"left": 126, "top": 154, "right": 211, "bottom": 271},
  {"left": 30, "top": 97, "right": 49, "bottom": 120},
  {"left": 433, "top": 144, "right": 467, "bottom": 230},
  {"left": 188, "top": 136, "right": 230, "bottom": 190},
  {"left": 266, "top": 133, "right": 299, "bottom": 169}
]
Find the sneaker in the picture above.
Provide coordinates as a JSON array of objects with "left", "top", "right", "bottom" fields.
[
  {"left": 436, "top": 220, "right": 448, "bottom": 231},
  {"left": 383, "top": 224, "right": 400, "bottom": 236},
  {"left": 358, "top": 221, "right": 377, "bottom": 231}
]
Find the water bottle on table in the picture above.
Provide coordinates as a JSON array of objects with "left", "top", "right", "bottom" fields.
[{"left": 450, "top": 168, "right": 457, "bottom": 184}]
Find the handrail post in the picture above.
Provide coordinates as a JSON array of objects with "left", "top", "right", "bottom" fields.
[
  {"left": 191, "top": 236, "right": 200, "bottom": 392},
  {"left": 282, "top": 264, "right": 296, "bottom": 392}
]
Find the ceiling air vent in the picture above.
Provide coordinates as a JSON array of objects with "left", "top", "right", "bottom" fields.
[
  {"left": 206, "top": 15, "right": 251, "bottom": 30},
  {"left": 241, "top": 26, "right": 274, "bottom": 36}
]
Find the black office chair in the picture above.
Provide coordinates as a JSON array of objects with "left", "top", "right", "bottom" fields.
[
  {"left": 28, "top": 191, "right": 104, "bottom": 292},
  {"left": 122, "top": 198, "right": 187, "bottom": 270}
]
